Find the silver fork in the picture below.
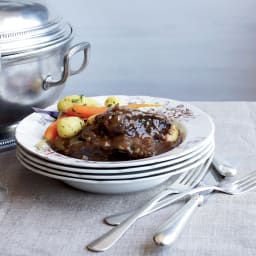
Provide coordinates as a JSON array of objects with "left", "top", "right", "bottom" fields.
[
  {"left": 104, "top": 156, "right": 235, "bottom": 226},
  {"left": 104, "top": 157, "right": 212, "bottom": 226},
  {"left": 153, "top": 169, "right": 256, "bottom": 208},
  {"left": 87, "top": 159, "right": 211, "bottom": 252},
  {"left": 152, "top": 157, "right": 237, "bottom": 247},
  {"left": 151, "top": 168, "right": 256, "bottom": 248},
  {"left": 181, "top": 169, "right": 256, "bottom": 195},
  {"left": 153, "top": 162, "right": 232, "bottom": 246}
]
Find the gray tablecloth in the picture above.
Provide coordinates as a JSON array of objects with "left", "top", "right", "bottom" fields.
[{"left": 0, "top": 102, "right": 256, "bottom": 256}]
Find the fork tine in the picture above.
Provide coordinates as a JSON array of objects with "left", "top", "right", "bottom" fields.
[
  {"left": 233, "top": 170, "right": 256, "bottom": 185},
  {"left": 235, "top": 176, "right": 256, "bottom": 188},
  {"left": 237, "top": 181, "right": 256, "bottom": 194},
  {"left": 171, "top": 165, "right": 200, "bottom": 184},
  {"left": 176, "top": 164, "right": 203, "bottom": 185},
  {"left": 179, "top": 154, "right": 212, "bottom": 186},
  {"left": 236, "top": 177, "right": 256, "bottom": 190},
  {"left": 189, "top": 155, "right": 213, "bottom": 187},
  {"left": 172, "top": 152, "right": 213, "bottom": 186},
  {"left": 181, "top": 163, "right": 204, "bottom": 185}
]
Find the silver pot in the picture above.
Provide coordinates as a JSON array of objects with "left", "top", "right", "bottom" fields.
[{"left": 0, "top": 0, "right": 90, "bottom": 151}]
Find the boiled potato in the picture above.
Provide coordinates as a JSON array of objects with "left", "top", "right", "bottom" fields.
[
  {"left": 82, "top": 97, "right": 102, "bottom": 107},
  {"left": 57, "top": 116, "right": 85, "bottom": 138},
  {"left": 57, "top": 95, "right": 101, "bottom": 112},
  {"left": 104, "top": 96, "right": 125, "bottom": 107},
  {"left": 166, "top": 124, "right": 179, "bottom": 143}
]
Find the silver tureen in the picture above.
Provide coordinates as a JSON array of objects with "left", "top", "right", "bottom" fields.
[{"left": 0, "top": 0, "right": 90, "bottom": 151}]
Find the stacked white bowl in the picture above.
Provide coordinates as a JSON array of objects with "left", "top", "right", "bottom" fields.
[{"left": 15, "top": 96, "right": 215, "bottom": 194}]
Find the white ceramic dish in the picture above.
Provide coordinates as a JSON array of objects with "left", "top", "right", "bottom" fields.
[
  {"left": 16, "top": 135, "right": 214, "bottom": 174},
  {"left": 16, "top": 146, "right": 214, "bottom": 194},
  {"left": 16, "top": 141, "right": 214, "bottom": 179},
  {"left": 15, "top": 95, "right": 215, "bottom": 168}
]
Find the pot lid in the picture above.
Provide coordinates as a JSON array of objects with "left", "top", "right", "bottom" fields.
[{"left": 0, "top": 0, "right": 72, "bottom": 56}]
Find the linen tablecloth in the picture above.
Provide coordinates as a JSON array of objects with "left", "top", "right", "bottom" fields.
[{"left": 0, "top": 102, "right": 256, "bottom": 256}]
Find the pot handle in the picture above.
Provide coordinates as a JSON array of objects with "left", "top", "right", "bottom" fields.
[{"left": 42, "top": 42, "right": 90, "bottom": 90}]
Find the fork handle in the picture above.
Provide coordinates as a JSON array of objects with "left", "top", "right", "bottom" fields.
[{"left": 153, "top": 194, "right": 204, "bottom": 246}]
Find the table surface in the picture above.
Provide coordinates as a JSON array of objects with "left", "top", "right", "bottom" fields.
[{"left": 1, "top": 101, "right": 256, "bottom": 256}]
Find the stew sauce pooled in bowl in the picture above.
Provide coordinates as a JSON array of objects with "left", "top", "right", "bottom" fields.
[{"left": 44, "top": 95, "right": 182, "bottom": 161}]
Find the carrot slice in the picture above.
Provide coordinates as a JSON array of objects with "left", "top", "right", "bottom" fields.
[
  {"left": 44, "top": 120, "right": 59, "bottom": 142},
  {"left": 65, "top": 105, "right": 108, "bottom": 118},
  {"left": 65, "top": 103, "right": 161, "bottom": 118}
]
